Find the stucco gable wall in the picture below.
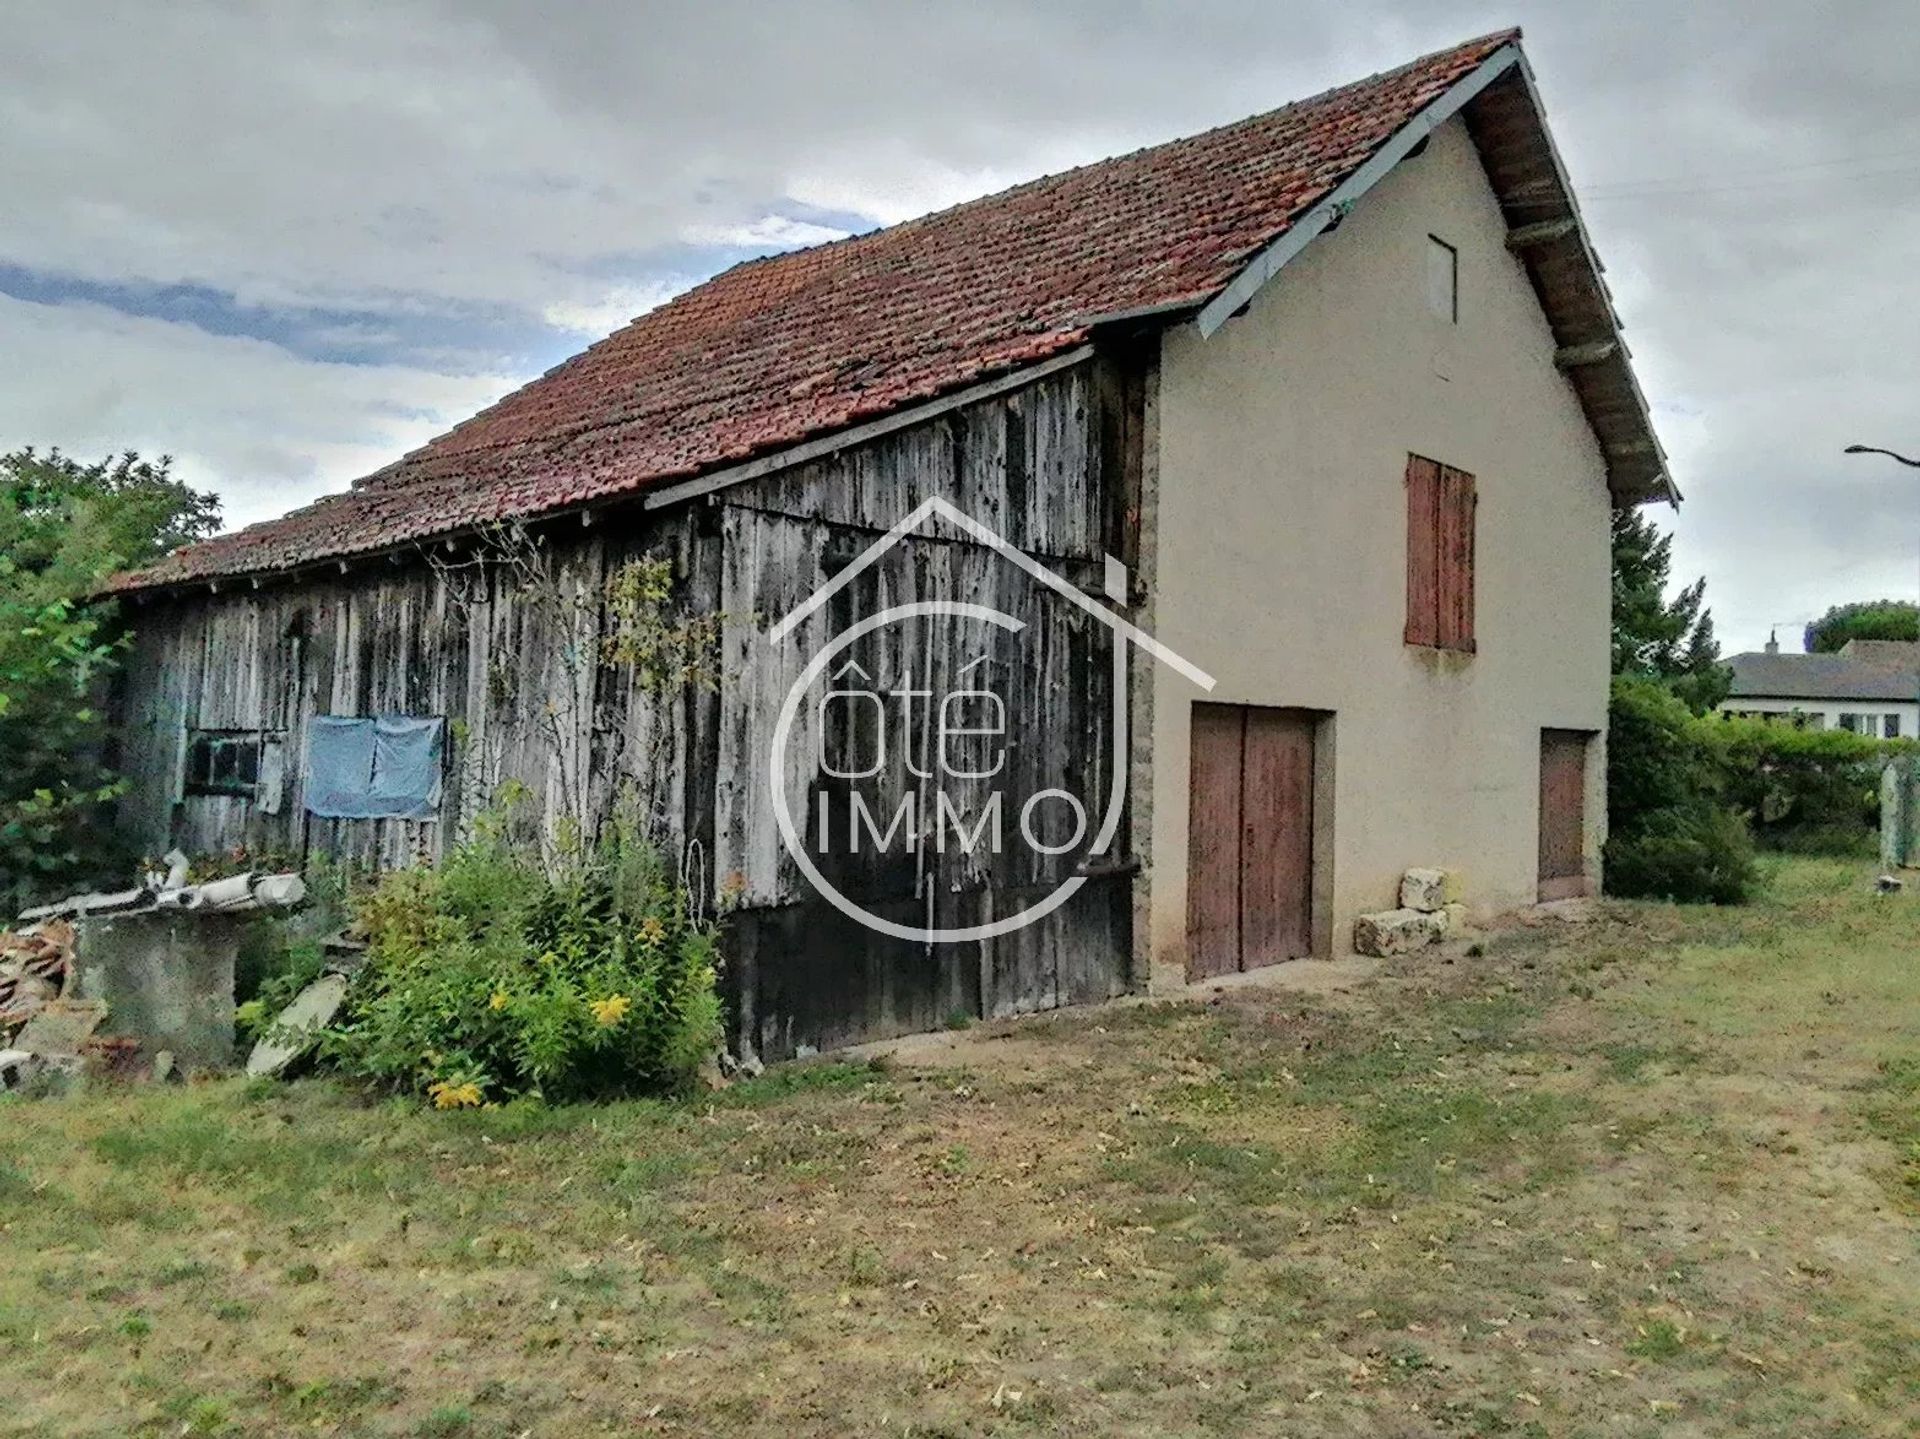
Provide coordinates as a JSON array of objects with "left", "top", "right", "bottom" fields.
[{"left": 1146, "top": 113, "right": 1612, "bottom": 969}]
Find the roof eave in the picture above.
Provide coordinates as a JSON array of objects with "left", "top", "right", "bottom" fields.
[{"left": 1195, "top": 40, "right": 1676, "bottom": 510}]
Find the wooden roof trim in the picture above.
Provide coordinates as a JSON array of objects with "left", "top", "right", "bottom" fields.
[
  {"left": 1499, "top": 51, "right": 1676, "bottom": 507},
  {"left": 1196, "top": 40, "right": 1676, "bottom": 510},
  {"left": 1197, "top": 42, "right": 1524, "bottom": 339}
]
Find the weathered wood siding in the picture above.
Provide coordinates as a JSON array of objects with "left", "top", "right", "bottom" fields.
[
  {"left": 116, "top": 511, "right": 714, "bottom": 873},
  {"left": 114, "top": 353, "right": 1145, "bottom": 1055}
]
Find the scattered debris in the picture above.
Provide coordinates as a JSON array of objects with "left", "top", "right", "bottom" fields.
[
  {"left": 4, "top": 862, "right": 310, "bottom": 1088},
  {"left": 0, "top": 920, "right": 74, "bottom": 1037},
  {"left": 1875, "top": 873, "right": 1903, "bottom": 894},
  {"left": 13, "top": 998, "right": 107, "bottom": 1054},
  {"left": 4, "top": 998, "right": 109, "bottom": 1089},
  {"left": 82, "top": 1033, "right": 144, "bottom": 1081},
  {"left": 245, "top": 972, "right": 349, "bottom": 1078}
]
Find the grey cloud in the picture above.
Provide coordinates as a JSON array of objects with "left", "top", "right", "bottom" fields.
[{"left": 3, "top": 0, "right": 1918, "bottom": 652}]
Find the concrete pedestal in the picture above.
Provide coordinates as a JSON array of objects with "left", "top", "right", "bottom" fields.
[{"left": 68, "top": 911, "right": 242, "bottom": 1073}]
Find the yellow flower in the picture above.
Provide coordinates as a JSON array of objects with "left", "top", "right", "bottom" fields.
[
  {"left": 488, "top": 989, "right": 510, "bottom": 1012},
  {"left": 590, "top": 993, "right": 632, "bottom": 1027},
  {"left": 428, "top": 1080, "right": 483, "bottom": 1110},
  {"left": 638, "top": 917, "right": 667, "bottom": 945}
]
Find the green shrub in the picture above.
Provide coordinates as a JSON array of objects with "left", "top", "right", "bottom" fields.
[
  {"left": 1605, "top": 677, "right": 1758, "bottom": 904},
  {"left": 324, "top": 811, "right": 722, "bottom": 1106},
  {"left": 1603, "top": 800, "right": 1757, "bottom": 906},
  {"left": 1715, "top": 717, "right": 1890, "bottom": 853}
]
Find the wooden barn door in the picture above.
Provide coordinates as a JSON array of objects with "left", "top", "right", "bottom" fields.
[
  {"left": 1538, "top": 729, "right": 1591, "bottom": 900},
  {"left": 1187, "top": 704, "right": 1316, "bottom": 979},
  {"left": 1186, "top": 706, "right": 1246, "bottom": 980}
]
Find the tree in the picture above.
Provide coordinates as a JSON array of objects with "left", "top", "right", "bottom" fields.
[
  {"left": 1611, "top": 506, "right": 1728, "bottom": 712},
  {"left": 0, "top": 448, "right": 220, "bottom": 908},
  {"left": 1802, "top": 599, "right": 1919, "bottom": 653}
]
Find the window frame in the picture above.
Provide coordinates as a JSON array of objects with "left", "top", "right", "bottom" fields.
[{"left": 183, "top": 728, "right": 267, "bottom": 798}]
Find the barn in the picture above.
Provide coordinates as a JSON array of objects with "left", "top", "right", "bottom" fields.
[{"left": 108, "top": 29, "right": 1672, "bottom": 1060}]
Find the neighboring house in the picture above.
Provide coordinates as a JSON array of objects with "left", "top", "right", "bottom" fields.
[
  {"left": 1720, "top": 637, "right": 1920, "bottom": 737},
  {"left": 107, "top": 29, "right": 1672, "bottom": 1057}
]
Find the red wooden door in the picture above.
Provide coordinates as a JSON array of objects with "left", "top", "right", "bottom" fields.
[
  {"left": 1186, "top": 705, "right": 1245, "bottom": 980},
  {"left": 1241, "top": 709, "right": 1315, "bottom": 966},
  {"left": 1538, "top": 729, "right": 1590, "bottom": 900},
  {"left": 1187, "top": 704, "right": 1316, "bottom": 979}
]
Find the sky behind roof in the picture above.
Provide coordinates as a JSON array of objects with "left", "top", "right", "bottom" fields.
[{"left": 5, "top": 1, "right": 1918, "bottom": 654}]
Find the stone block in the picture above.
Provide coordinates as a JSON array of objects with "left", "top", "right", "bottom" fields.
[
  {"left": 69, "top": 912, "right": 244, "bottom": 1073},
  {"left": 1353, "top": 907, "right": 1444, "bottom": 957},
  {"left": 1399, "top": 868, "right": 1452, "bottom": 912}
]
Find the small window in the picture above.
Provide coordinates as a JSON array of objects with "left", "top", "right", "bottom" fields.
[
  {"left": 1426, "top": 235, "right": 1458, "bottom": 322},
  {"left": 1887, "top": 713, "right": 1902, "bottom": 739},
  {"left": 1840, "top": 713, "right": 1862, "bottom": 734},
  {"left": 1404, "top": 454, "right": 1476, "bottom": 653},
  {"left": 185, "top": 729, "right": 263, "bottom": 797}
]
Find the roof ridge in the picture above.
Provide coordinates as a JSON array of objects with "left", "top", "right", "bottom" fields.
[{"left": 114, "top": 27, "right": 1546, "bottom": 591}]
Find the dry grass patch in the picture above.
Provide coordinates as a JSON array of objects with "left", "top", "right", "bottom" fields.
[{"left": 1, "top": 857, "right": 1916, "bottom": 1435}]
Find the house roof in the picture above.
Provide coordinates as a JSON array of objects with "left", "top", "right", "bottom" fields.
[
  {"left": 115, "top": 27, "right": 1670, "bottom": 595},
  {"left": 1726, "top": 641, "right": 1920, "bottom": 703}
]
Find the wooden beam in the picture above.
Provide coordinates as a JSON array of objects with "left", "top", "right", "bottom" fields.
[
  {"left": 1504, "top": 218, "right": 1577, "bottom": 250},
  {"left": 1555, "top": 341, "right": 1618, "bottom": 370}
]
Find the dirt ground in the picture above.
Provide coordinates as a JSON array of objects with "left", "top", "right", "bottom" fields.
[{"left": 1, "top": 857, "right": 1916, "bottom": 1437}]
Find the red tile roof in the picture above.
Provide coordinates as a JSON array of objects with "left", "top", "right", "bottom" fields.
[{"left": 117, "top": 29, "right": 1519, "bottom": 591}]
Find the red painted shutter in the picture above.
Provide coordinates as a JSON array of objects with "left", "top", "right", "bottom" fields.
[
  {"left": 1437, "top": 465, "right": 1477, "bottom": 652},
  {"left": 1404, "top": 455, "right": 1440, "bottom": 647}
]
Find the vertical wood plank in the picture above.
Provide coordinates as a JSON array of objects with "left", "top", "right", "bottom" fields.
[
  {"left": 1404, "top": 455, "right": 1441, "bottom": 647},
  {"left": 1437, "top": 465, "right": 1477, "bottom": 652},
  {"left": 1186, "top": 703, "right": 1244, "bottom": 980},
  {"left": 1239, "top": 709, "right": 1315, "bottom": 967}
]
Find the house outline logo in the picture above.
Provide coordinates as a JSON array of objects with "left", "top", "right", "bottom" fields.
[{"left": 766, "top": 495, "right": 1215, "bottom": 943}]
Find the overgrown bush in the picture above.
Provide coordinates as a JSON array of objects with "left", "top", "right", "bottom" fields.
[
  {"left": 1716, "top": 718, "right": 1891, "bottom": 856},
  {"left": 324, "top": 810, "right": 722, "bottom": 1106},
  {"left": 1605, "top": 677, "right": 1758, "bottom": 904}
]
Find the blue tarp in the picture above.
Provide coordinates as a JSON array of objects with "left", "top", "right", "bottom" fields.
[{"left": 304, "top": 715, "right": 443, "bottom": 819}]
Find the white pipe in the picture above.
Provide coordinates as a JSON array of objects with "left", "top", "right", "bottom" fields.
[
  {"left": 188, "top": 874, "right": 258, "bottom": 910},
  {"left": 250, "top": 874, "right": 307, "bottom": 910}
]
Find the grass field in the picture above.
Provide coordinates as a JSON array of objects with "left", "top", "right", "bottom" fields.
[{"left": 2, "top": 857, "right": 1917, "bottom": 1437}]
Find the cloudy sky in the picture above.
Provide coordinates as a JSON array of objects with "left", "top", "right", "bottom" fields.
[{"left": 5, "top": 1, "right": 1918, "bottom": 654}]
